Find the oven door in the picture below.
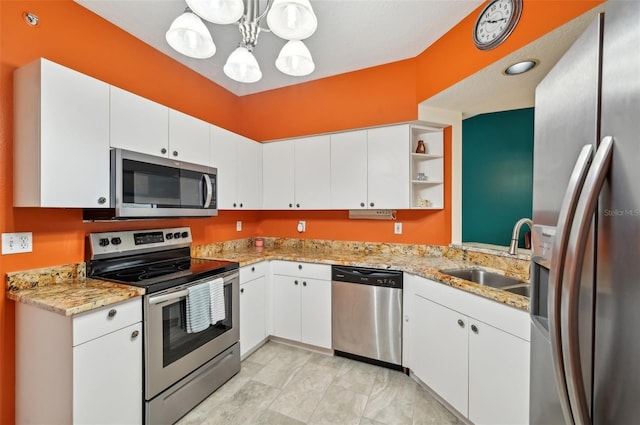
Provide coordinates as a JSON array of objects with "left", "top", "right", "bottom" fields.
[{"left": 144, "top": 270, "right": 239, "bottom": 400}]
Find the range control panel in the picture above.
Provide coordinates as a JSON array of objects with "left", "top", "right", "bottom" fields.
[{"left": 88, "top": 227, "right": 192, "bottom": 259}]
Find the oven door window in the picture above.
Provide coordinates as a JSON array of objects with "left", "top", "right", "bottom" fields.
[
  {"left": 162, "top": 283, "right": 232, "bottom": 367},
  {"left": 122, "top": 159, "right": 181, "bottom": 207}
]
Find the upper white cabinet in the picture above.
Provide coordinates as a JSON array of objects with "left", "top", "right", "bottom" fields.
[
  {"left": 110, "top": 85, "right": 169, "bottom": 158},
  {"left": 331, "top": 125, "right": 411, "bottom": 209},
  {"left": 168, "top": 109, "right": 210, "bottom": 165},
  {"left": 210, "top": 126, "right": 262, "bottom": 209},
  {"left": 410, "top": 126, "right": 444, "bottom": 209},
  {"left": 262, "top": 139, "right": 294, "bottom": 209},
  {"left": 14, "top": 58, "right": 111, "bottom": 208}
]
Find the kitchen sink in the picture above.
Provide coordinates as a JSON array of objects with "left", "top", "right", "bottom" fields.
[
  {"left": 439, "top": 268, "right": 531, "bottom": 297},
  {"left": 503, "top": 285, "right": 531, "bottom": 297}
]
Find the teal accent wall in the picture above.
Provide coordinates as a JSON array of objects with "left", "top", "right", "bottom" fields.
[{"left": 462, "top": 108, "right": 533, "bottom": 246}]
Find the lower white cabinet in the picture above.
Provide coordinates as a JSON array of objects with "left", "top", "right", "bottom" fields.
[
  {"left": 407, "top": 275, "right": 530, "bottom": 425},
  {"left": 16, "top": 298, "right": 142, "bottom": 425},
  {"left": 271, "top": 261, "right": 331, "bottom": 349},
  {"left": 240, "top": 262, "right": 267, "bottom": 358}
]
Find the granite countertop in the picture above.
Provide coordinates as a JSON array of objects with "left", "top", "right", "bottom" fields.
[
  {"left": 6, "top": 264, "right": 145, "bottom": 316},
  {"left": 194, "top": 242, "right": 531, "bottom": 311}
]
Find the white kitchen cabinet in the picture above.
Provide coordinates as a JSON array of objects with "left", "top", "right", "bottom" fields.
[
  {"left": 16, "top": 298, "right": 142, "bottom": 425},
  {"left": 110, "top": 85, "right": 169, "bottom": 158},
  {"left": 271, "top": 261, "right": 332, "bottom": 349},
  {"left": 240, "top": 262, "right": 267, "bottom": 358},
  {"left": 330, "top": 130, "right": 368, "bottom": 209},
  {"left": 408, "top": 275, "right": 530, "bottom": 424},
  {"left": 294, "top": 135, "right": 331, "bottom": 209},
  {"left": 13, "top": 58, "right": 110, "bottom": 208},
  {"left": 262, "top": 139, "right": 295, "bottom": 209},
  {"left": 410, "top": 126, "right": 444, "bottom": 209},
  {"left": 210, "top": 125, "right": 262, "bottom": 209},
  {"left": 168, "top": 108, "right": 210, "bottom": 165},
  {"left": 330, "top": 125, "right": 410, "bottom": 209}
]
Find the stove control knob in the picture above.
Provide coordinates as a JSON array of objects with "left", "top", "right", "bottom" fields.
[
  {"left": 173, "top": 232, "right": 181, "bottom": 239},
  {"left": 181, "top": 231, "right": 189, "bottom": 238},
  {"left": 111, "top": 237, "right": 122, "bottom": 245},
  {"left": 165, "top": 233, "right": 173, "bottom": 240},
  {"left": 99, "top": 238, "right": 110, "bottom": 247}
]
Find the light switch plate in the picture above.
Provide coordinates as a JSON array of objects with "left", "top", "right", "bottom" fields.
[
  {"left": 236, "top": 221, "right": 242, "bottom": 232},
  {"left": 2, "top": 232, "right": 33, "bottom": 254},
  {"left": 394, "top": 223, "right": 403, "bottom": 234}
]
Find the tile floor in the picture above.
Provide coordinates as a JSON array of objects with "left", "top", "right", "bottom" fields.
[{"left": 177, "top": 341, "right": 463, "bottom": 425}]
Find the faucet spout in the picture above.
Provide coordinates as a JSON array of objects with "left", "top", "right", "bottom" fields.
[{"left": 509, "top": 218, "right": 533, "bottom": 255}]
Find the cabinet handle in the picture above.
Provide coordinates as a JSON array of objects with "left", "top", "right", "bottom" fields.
[
  {"left": 172, "top": 150, "right": 178, "bottom": 157},
  {"left": 233, "top": 203, "right": 237, "bottom": 207},
  {"left": 360, "top": 202, "right": 365, "bottom": 207},
  {"left": 289, "top": 203, "right": 293, "bottom": 208},
  {"left": 457, "top": 319, "right": 464, "bottom": 328},
  {"left": 240, "top": 203, "right": 243, "bottom": 208},
  {"left": 240, "top": 288, "right": 244, "bottom": 294},
  {"left": 294, "top": 280, "right": 299, "bottom": 285},
  {"left": 303, "top": 281, "right": 307, "bottom": 287},
  {"left": 296, "top": 203, "right": 300, "bottom": 208},
  {"left": 97, "top": 197, "right": 106, "bottom": 205},
  {"left": 370, "top": 202, "right": 375, "bottom": 207},
  {"left": 471, "top": 324, "right": 479, "bottom": 333},
  {"left": 298, "top": 264, "right": 302, "bottom": 270},
  {"left": 161, "top": 148, "right": 167, "bottom": 154},
  {"left": 131, "top": 330, "right": 139, "bottom": 339},
  {"left": 107, "top": 309, "right": 117, "bottom": 319},
  {"left": 251, "top": 266, "right": 255, "bottom": 272}
]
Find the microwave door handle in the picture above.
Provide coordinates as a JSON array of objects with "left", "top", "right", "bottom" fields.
[
  {"left": 562, "top": 136, "right": 613, "bottom": 425},
  {"left": 202, "top": 174, "right": 213, "bottom": 208},
  {"left": 548, "top": 143, "right": 594, "bottom": 425}
]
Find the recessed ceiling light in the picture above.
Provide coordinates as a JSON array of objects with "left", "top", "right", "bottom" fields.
[{"left": 504, "top": 60, "right": 538, "bottom": 76}]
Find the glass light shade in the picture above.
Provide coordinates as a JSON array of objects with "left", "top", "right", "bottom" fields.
[
  {"left": 275, "top": 40, "right": 315, "bottom": 76},
  {"left": 224, "top": 47, "right": 262, "bottom": 83},
  {"left": 504, "top": 60, "right": 538, "bottom": 75},
  {"left": 166, "top": 11, "right": 216, "bottom": 58},
  {"left": 266, "top": 0, "right": 317, "bottom": 40},
  {"left": 186, "top": 0, "right": 244, "bottom": 24}
]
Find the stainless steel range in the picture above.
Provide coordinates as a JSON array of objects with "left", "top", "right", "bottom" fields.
[{"left": 87, "top": 227, "right": 240, "bottom": 425}]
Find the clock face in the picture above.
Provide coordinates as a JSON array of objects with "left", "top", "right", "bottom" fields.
[{"left": 473, "top": 0, "right": 522, "bottom": 50}]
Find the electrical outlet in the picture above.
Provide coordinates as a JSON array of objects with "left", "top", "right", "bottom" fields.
[
  {"left": 394, "top": 223, "right": 403, "bottom": 235},
  {"left": 236, "top": 221, "right": 242, "bottom": 232},
  {"left": 2, "top": 232, "right": 33, "bottom": 254},
  {"left": 297, "top": 221, "right": 306, "bottom": 233}
]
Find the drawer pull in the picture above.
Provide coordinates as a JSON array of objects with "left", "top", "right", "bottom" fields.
[
  {"left": 471, "top": 324, "right": 479, "bottom": 334},
  {"left": 251, "top": 266, "right": 255, "bottom": 272},
  {"left": 457, "top": 319, "right": 465, "bottom": 328},
  {"left": 294, "top": 280, "right": 299, "bottom": 285},
  {"left": 241, "top": 288, "right": 245, "bottom": 294},
  {"left": 131, "top": 330, "right": 139, "bottom": 339},
  {"left": 298, "top": 264, "right": 302, "bottom": 270},
  {"left": 107, "top": 309, "right": 117, "bottom": 319}
]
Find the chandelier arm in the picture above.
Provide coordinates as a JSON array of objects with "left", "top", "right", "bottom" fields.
[{"left": 255, "top": 0, "right": 273, "bottom": 23}]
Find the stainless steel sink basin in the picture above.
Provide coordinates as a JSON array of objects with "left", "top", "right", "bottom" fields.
[
  {"left": 439, "top": 268, "right": 525, "bottom": 288},
  {"left": 503, "top": 285, "right": 531, "bottom": 297}
]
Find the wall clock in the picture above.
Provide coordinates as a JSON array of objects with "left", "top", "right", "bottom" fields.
[{"left": 473, "top": 0, "right": 523, "bottom": 51}]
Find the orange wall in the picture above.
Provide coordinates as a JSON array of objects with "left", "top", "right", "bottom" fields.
[{"left": 0, "top": 0, "right": 604, "bottom": 422}]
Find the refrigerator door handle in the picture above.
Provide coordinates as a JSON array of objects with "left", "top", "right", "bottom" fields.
[
  {"left": 548, "top": 144, "right": 594, "bottom": 425},
  {"left": 562, "top": 136, "right": 614, "bottom": 425}
]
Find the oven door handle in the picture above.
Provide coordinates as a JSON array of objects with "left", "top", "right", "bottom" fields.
[{"left": 148, "top": 289, "right": 189, "bottom": 305}]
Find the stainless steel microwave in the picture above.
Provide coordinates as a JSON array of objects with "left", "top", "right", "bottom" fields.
[{"left": 84, "top": 149, "right": 217, "bottom": 220}]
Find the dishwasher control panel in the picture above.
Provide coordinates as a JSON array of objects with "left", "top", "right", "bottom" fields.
[{"left": 331, "top": 265, "right": 403, "bottom": 288}]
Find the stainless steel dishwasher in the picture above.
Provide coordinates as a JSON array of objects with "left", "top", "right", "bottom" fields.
[{"left": 332, "top": 265, "right": 403, "bottom": 368}]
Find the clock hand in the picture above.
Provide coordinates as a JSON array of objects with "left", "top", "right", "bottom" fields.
[{"left": 485, "top": 17, "right": 507, "bottom": 24}]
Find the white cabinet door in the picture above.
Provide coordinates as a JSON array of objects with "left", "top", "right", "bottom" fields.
[
  {"left": 412, "top": 294, "right": 469, "bottom": 416},
  {"left": 210, "top": 125, "right": 239, "bottom": 209},
  {"left": 168, "top": 109, "right": 210, "bottom": 165},
  {"left": 110, "top": 85, "right": 169, "bottom": 158},
  {"left": 367, "top": 125, "right": 410, "bottom": 209},
  {"left": 240, "top": 276, "right": 266, "bottom": 357},
  {"left": 330, "top": 130, "right": 368, "bottom": 209},
  {"left": 14, "top": 58, "right": 110, "bottom": 208},
  {"left": 468, "top": 321, "right": 530, "bottom": 425},
  {"left": 300, "top": 277, "right": 331, "bottom": 349},
  {"left": 294, "top": 135, "right": 331, "bottom": 209},
  {"left": 236, "top": 135, "right": 262, "bottom": 209},
  {"left": 262, "top": 140, "right": 295, "bottom": 209},
  {"left": 271, "top": 275, "right": 301, "bottom": 341},
  {"left": 73, "top": 322, "right": 142, "bottom": 425}
]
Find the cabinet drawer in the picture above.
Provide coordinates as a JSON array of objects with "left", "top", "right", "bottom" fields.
[
  {"left": 73, "top": 298, "right": 142, "bottom": 346},
  {"left": 240, "top": 261, "right": 267, "bottom": 282},
  {"left": 271, "top": 261, "right": 330, "bottom": 280}
]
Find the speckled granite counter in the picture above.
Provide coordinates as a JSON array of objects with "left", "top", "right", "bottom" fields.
[
  {"left": 6, "top": 263, "right": 144, "bottom": 316},
  {"left": 193, "top": 238, "right": 531, "bottom": 311}
]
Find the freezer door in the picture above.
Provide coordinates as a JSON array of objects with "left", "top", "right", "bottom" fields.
[
  {"left": 531, "top": 13, "right": 603, "bottom": 425},
  {"left": 595, "top": 0, "right": 640, "bottom": 423}
]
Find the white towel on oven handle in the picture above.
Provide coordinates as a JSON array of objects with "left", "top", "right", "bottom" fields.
[
  {"left": 186, "top": 282, "right": 211, "bottom": 333},
  {"left": 209, "top": 278, "right": 226, "bottom": 324}
]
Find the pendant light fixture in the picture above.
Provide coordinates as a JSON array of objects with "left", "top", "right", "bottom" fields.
[{"left": 166, "top": 0, "right": 317, "bottom": 83}]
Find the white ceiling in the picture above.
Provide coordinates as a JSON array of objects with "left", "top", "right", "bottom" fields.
[{"left": 75, "top": 0, "right": 483, "bottom": 96}]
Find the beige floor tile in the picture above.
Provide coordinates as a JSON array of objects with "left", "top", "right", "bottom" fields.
[
  {"left": 308, "top": 384, "right": 369, "bottom": 425},
  {"left": 252, "top": 344, "right": 314, "bottom": 389},
  {"left": 362, "top": 368, "right": 418, "bottom": 425},
  {"left": 198, "top": 380, "right": 280, "bottom": 425},
  {"left": 254, "top": 409, "right": 306, "bottom": 425},
  {"left": 412, "top": 386, "right": 464, "bottom": 425},
  {"left": 332, "top": 357, "right": 382, "bottom": 395}
]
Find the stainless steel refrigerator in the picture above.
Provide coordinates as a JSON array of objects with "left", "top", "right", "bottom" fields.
[{"left": 530, "top": 0, "right": 640, "bottom": 424}]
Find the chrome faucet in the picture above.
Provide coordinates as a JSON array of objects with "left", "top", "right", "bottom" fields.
[{"left": 509, "top": 218, "right": 533, "bottom": 255}]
